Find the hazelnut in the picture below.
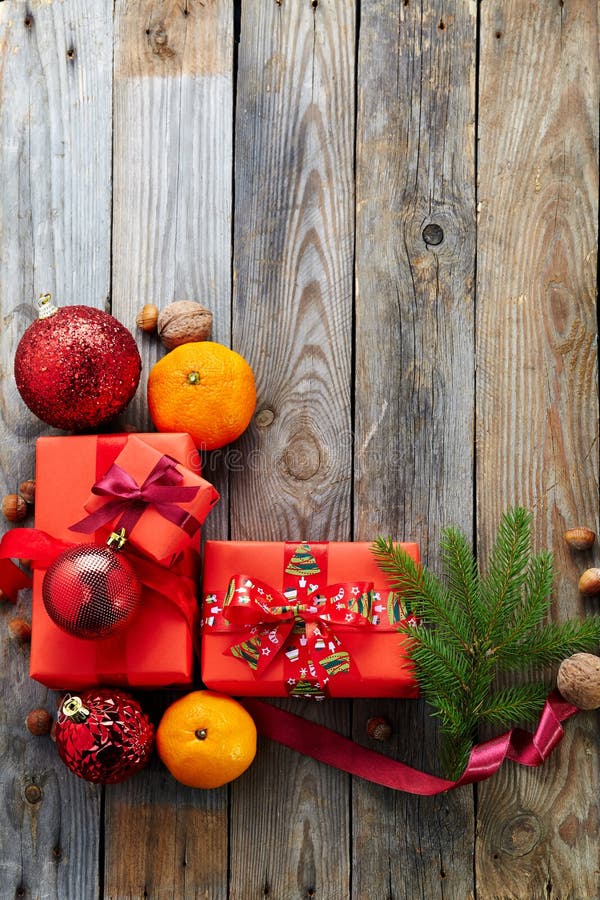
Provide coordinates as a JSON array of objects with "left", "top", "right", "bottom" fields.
[
  {"left": 157, "top": 301, "right": 213, "bottom": 350},
  {"left": 26, "top": 708, "right": 53, "bottom": 736},
  {"left": 366, "top": 716, "right": 392, "bottom": 741},
  {"left": 7, "top": 618, "right": 31, "bottom": 642},
  {"left": 136, "top": 303, "right": 159, "bottom": 333},
  {"left": 557, "top": 653, "right": 600, "bottom": 709},
  {"left": 19, "top": 479, "right": 36, "bottom": 505},
  {"left": 578, "top": 568, "right": 600, "bottom": 595},
  {"left": 2, "top": 494, "right": 27, "bottom": 522},
  {"left": 564, "top": 527, "right": 595, "bottom": 551}
]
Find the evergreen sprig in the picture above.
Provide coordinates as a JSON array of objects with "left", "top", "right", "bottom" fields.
[{"left": 372, "top": 508, "right": 600, "bottom": 779}]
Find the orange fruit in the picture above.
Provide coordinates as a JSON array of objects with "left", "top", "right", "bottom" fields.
[
  {"left": 147, "top": 341, "right": 256, "bottom": 450},
  {"left": 156, "top": 690, "right": 257, "bottom": 789}
]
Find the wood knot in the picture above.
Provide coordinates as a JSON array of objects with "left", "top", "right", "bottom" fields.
[
  {"left": 283, "top": 432, "right": 321, "bottom": 481},
  {"left": 499, "top": 813, "right": 542, "bottom": 857},
  {"left": 24, "top": 783, "right": 42, "bottom": 805},
  {"left": 255, "top": 408, "right": 275, "bottom": 428},
  {"left": 146, "top": 22, "right": 176, "bottom": 59},
  {"left": 422, "top": 223, "right": 444, "bottom": 246}
]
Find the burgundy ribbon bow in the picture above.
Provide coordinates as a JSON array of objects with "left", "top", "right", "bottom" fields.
[
  {"left": 70, "top": 456, "right": 201, "bottom": 539},
  {"left": 222, "top": 574, "right": 376, "bottom": 696}
]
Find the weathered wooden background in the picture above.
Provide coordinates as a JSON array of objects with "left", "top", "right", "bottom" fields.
[{"left": 1, "top": 1, "right": 598, "bottom": 897}]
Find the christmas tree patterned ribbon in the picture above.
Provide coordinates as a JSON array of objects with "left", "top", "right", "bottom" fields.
[
  {"left": 220, "top": 571, "right": 376, "bottom": 700},
  {"left": 69, "top": 455, "right": 201, "bottom": 540}
]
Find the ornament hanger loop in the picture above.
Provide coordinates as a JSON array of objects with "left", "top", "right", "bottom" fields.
[
  {"left": 35, "top": 293, "right": 59, "bottom": 319},
  {"left": 61, "top": 695, "right": 90, "bottom": 723},
  {"left": 107, "top": 527, "right": 128, "bottom": 551}
]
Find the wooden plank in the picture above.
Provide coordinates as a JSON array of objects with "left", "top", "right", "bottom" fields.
[
  {"left": 229, "top": 1, "right": 355, "bottom": 897},
  {"left": 476, "top": 2, "right": 600, "bottom": 897},
  {"left": 352, "top": 0, "right": 477, "bottom": 896},
  {"left": 0, "top": 1, "right": 112, "bottom": 897},
  {"left": 105, "top": 2, "right": 233, "bottom": 897}
]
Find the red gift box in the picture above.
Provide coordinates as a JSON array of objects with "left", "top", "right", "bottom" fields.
[
  {"left": 201, "top": 540, "right": 420, "bottom": 699},
  {"left": 30, "top": 433, "right": 209, "bottom": 689},
  {"left": 71, "top": 432, "right": 219, "bottom": 564}
]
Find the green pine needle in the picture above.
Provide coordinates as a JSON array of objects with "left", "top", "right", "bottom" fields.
[{"left": 372, "top": 508, "right": 600, "bottom": 780}]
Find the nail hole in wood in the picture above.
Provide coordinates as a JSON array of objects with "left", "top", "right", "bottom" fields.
[
  {"left": 312, "top": 0, "right": 319, "bottom": 7},
  {"left": 438, "top": 18, "right": 445, "bottom": 30},
  {"left": 66, "top": 47, "right": 76, "bottom": 61},
  {"left": 52, "top": 846, "right": 62, "bottom": 861},
  {"left": 495, "top": 30, "right": 502, "bottom": 39},
  {"left": 24, "top": 14, "right": 33, "bottom": 28}
]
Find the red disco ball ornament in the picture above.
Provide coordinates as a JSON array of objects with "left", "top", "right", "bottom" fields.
[
  {"left": 14, "top": 293, "right": 141, "bottom": 431},
  {"left": 42, "top": 543, "right": 142, "bottom": 640},
  {"left": 55, "top": 689, "right": 154, "bottom": 784}
]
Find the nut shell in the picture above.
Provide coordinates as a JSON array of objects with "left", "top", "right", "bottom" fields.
[
  {"left": 8, "top": 618, "right": 32, "bottom": 642},
  {"left": 564, "top": 527, "right": 595, "bottom": 551},
  {"left": 578, "top": 568, "right": 600, "bottom": 595},
  {"left": 19, "top": 479, "right": 36, "bottom": 505},
  {"left": 557, "top": 653, "right": 600, "bottom": 709},
  {"left": 136, "top": 303, "right": 159, "bottom": 333},
  {"left": 2, "top": 494, "right": 27, "bottom": 522},
  {"left": 157, "top": 301, "right": 213, "bottom": 350},
  {"left": 366, "top": 716, "right": 392, "bottom": 741},
  {"left": 26, "top": 708, "right": 53, "bottom": 736}
]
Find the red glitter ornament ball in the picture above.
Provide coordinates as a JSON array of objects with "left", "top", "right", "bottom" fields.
[
  {"left": 14, "top": 295, "right": 141, "bottom": 431},
  {"left": 55, "top": 689, "right": 154, "bottom": 784},
  {"left": 42, "top": 544, "right": 142, "bottom": 639}
]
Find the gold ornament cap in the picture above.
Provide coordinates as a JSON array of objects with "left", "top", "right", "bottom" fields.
[
  {"left": 35, "top": 293, "right": 59, "bottom": 319},
  {"left": 61, "top": 696, "right": 90, "bottom": 724}
]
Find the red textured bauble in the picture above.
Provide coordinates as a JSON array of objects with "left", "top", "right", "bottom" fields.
[
  {"left": 42, "top": 544, "right": 142, "bottom": 639},
  {"left": 14, "top": 297, "right": 141, "bottom": 431},
  {"left": 55, "top": 689, "right": 154, "bottom": 784}
]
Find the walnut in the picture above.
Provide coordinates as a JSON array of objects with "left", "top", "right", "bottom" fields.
[
  {"left": 557, "top": 652, "right": 600, "bottom": 709},
  {"left": 157, "top": 301, "right": 213, "bottom": 350}
]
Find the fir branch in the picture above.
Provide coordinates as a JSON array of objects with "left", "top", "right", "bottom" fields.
[
  {"left": 372, "top": 537, "right": 472, "bottom": 654},
  {"left": 480, "top": 507, "right": 533, "bottom": 642},
  {"left": 440, "top": 526, "right": 482, "bottom": 642},
  {"left": 373, "top": 508, "right": 600, "bottom": 781},
  {"left": 497, "top": 617, "right": 600, "bottom": 672},
  {"left": 479, "top": 683, "right": 548, "bottom": 729},
  {"left": 493, "top": 551, "right": 554, "bottom": 663}
]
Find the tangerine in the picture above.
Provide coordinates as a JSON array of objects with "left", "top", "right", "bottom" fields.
[
  {"left": 156, "top": 690, "right": 257, "bottom": 789},
  {"left": 147, "top": 341, "right": 256, "bottom": 450}
]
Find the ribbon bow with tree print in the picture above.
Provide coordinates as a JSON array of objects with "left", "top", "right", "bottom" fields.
[{"left": 222, "top": 574, "right": 377, "bottom": 699}]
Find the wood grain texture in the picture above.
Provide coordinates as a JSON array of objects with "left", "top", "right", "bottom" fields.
[
  {"left": 106, "top": 2, "right": 233, "bottom": 896},
  {"left": 476, "top": 1, "right": 600, "bottom": 897},
  {"left": 229, "top": 1, "right": 355, "bottom": 897},
  {"left": 352, "top": 1, "right": 477, "bottom": 896},
  {"left": 0, "top": 3, "right": 112, "bottom": 898}
]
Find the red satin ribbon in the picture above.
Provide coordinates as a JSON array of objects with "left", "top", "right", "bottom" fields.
[
  {"left": 0, "top": 528, "right": 197, "bottom": 629},
  {"left": 0, "top": 557, "right": 33, "bottom": 602},
  {"left": 69, "top": 456, "right": 201, "bottom": 539},
  {"left": 241, "top": 691, "right": 579, "bottom": 795}
]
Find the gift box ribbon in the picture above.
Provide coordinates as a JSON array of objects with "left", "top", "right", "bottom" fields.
[
  {"left": 222, "top": 573, "right": 376, "bottom": 698},
  {"left": 0, "top": 528, "right": 197, "bottom": 629},
  {"left": 69, "top": 455, "right": 201, "bottom": 540},
  {"left": 208, "top": 541, "right": 386, "bottom": 699}
]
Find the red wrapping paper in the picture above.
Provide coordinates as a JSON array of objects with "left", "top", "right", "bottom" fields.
[
  {"left": 30, "top": 433, "right": 206, "bottom": 689},
  {"left": 76, "top": 434, "right": 219, "bottom": 563},
  {"left": 201, "top": 540, "right": 420, "bottom": 698}
]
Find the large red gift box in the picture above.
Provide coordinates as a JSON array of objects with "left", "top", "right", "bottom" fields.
[
  {"left": 201, "top": 540, "right": 420, "bottom": 699},
  {"left": 30, "top": 433, "right": 212, "bottom": 689}
]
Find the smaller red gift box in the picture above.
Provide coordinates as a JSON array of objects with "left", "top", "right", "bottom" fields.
[
  {"left": 201, "top": 540, "right": 420, "bottom": 699},
  {"left": 71, "top": 433, "right": 219, "bottom": 564},
  {"left": 30, "top": 433, "right": 210, "bottom": 690}
]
